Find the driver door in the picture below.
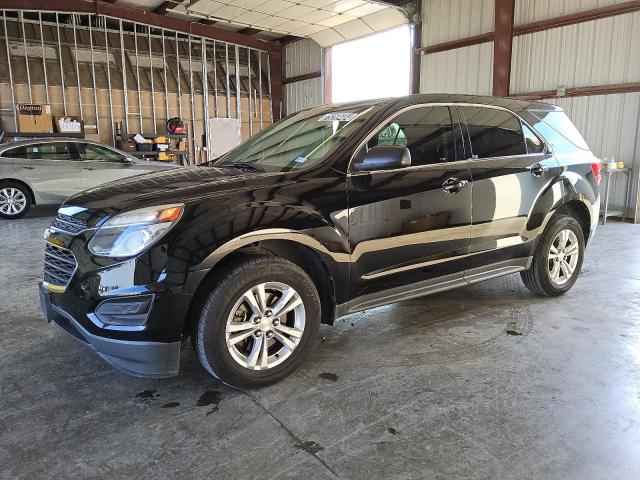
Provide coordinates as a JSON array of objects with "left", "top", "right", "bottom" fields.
[{"left": 346, "top": 105, "right": 473, "bottom": 310}]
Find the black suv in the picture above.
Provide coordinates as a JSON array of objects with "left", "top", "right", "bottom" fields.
[{"left": 40, "top": 94, "right": 601, "bottom": 388}]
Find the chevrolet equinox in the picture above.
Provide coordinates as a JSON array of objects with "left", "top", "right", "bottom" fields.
[{"left": 40, "top": 94, "right": 601, "bottom": 388}]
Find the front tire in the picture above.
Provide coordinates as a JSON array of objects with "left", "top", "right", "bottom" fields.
[
  {"left": 0, "top": 182, "right": 31, "bottom": 219},
  {"left": 521, "top": 215, "right": 585, "bottom": 296},
  {"left": 195, "top": 256, "right": 321, "bottom": 388}
]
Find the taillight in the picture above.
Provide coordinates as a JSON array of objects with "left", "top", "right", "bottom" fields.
[{"left": 591, "top": 161, "right": 601, "bottom": 184}]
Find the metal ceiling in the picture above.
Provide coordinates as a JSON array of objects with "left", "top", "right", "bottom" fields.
[{"left": 115, "top": 0, "right": 409, "bottom": 45}]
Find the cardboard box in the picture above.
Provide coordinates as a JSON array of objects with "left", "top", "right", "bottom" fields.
[
  {"left": 54, "top": 116, "right": 83, "bottom": 134},
  {"left": 17, "top": 104, "right": 53, "bottom": 133}
]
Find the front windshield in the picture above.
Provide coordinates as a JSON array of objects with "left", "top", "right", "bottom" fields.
[{"left": 213, "top": 104, "right": 379, "bottom": 172}]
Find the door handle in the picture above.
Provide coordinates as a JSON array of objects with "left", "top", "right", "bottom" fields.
[
  {"left": 21, "top": 166, "right": 35, "bottom": 170},
  {"left": 83, "top": 167, "right": 96, "bottom": 171},
  {"left": 442, "top": 177, "right": 469, "bottom": 194},
  {"left": 529, "top": 163, "right": 547, "bottom": 177}
]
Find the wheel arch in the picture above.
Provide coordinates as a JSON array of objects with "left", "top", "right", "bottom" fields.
[
  {"left": 0, "top": 178, "right": 36, "bottom": 205},
  {"left": 182, "top": 230, "right": 349, "bottom": 337}
]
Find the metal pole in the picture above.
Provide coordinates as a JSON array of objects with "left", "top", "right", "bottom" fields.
[
  {"left": 148, "top": 27, "right": 156, "bottom": 135},
  {"left": 56, "top": 13, "right": 66, "bottom": 115},
  {"left": 235, "top": 45, "right": 241, "bottom": 123},
  {"left": 72, "top": 14, "right": 83, "bottom": 120},
  {"left": 133, "top": 23, "right": 143, "bottom": 133},
  {"left": 3, "top": 11, "right": 17, "bottom": 130},
  {"left": 188, "top": 34, "right": 196, "bottom": 163},
  {"left": 212, "top": 40, "right": 219, "bottom": 117},
  {"left": 175, "top": 32, "right": 182, "bottom": 119},
  {"left": 258, "top": 51, "right": 263, "bottom": 130},
  {"left": 38, "top": 12, "right": 49, "bottom": 104},
  {"left": 161, "top": 29, "right": 169, "bottom": 123},
  {"left": 202, "top": 37, "right": 210, "bottom": 162},
  {"left": 103, "top": 17, "right": 115, "bottom": 145},
  {"left": 225, "top": 43, "right": 230, "bottom": 118},
  {"left": 247, "top": 48, "right": 253, "bottom": 136},
  {"left": 119, "top": 20, "right": 129, "bottom": 132},
  {"left": 20, "top": 11, "right": 32, "bottom": 103},
  {"left": 88, "top": 16, "right": 99, "bottom": 134},
  {"left": 266, "top": 53, "right": 273, "bottom": 123}
]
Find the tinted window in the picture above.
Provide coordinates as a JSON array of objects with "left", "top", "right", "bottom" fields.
[
  {"left": 367, "top": 106, "right": 456, "bottom": 166},
  {"left": 76, "top": 143, "right": 127, "bottom": 162},
  {"left": 461, "top": 106, "right": 527, "bottom": 158},
  {"left": 1, "top": 146, "right": 27, "bottom": 158},
  {"left": 522, "top": 123, "right": 545, "bottom": 154},
  {"left": 2, "top": 143, "right": 72, "bottom": 161},
  {"left": 529, "top": 111, "right": 589, "bottom": 153}
]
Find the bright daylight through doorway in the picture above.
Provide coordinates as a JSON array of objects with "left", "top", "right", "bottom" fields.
[{"left": 331, "top": 26, "right": 411, "bottom": 103}]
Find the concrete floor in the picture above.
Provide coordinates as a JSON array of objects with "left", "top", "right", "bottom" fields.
[{"left": 2, "top": 207, "right": 640, "bottom": 480}]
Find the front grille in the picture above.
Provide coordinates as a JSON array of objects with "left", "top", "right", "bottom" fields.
[
  {"left": 43, "top": 243, "right": 78, "bottom": 290},
  {"left": 51, "top": 213, "right": 86, "bottom": 235}
]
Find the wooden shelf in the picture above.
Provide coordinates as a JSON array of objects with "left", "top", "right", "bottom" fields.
[{"left": 127, "top": 150, "right": 188, "bottom": 157}]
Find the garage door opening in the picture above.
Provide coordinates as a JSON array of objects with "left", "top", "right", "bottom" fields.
[{"left": 330, "top": 26, "right": 411, "bottom": 103}]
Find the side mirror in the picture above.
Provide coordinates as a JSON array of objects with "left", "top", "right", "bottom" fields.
[{"left": 352, "top": 145, "right": 411, "bottom": 172}]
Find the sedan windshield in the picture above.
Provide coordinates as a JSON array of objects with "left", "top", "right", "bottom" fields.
[{"left": 212, "top": 104, "right": 379, "bottom": 172}]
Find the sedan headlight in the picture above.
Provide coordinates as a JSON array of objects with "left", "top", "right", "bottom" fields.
[{"left": 88, "top": 204, "right": 183, "bottom": 258}]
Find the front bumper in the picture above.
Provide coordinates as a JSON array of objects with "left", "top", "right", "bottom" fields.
[{"left": 40, "top": 283, "right": 181, "bottom": 377}]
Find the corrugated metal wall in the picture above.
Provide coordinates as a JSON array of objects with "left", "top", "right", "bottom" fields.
[
  {"left": 420, "top": 0, "right": 494, "bottom": 95},
  {"left": 420, "top": 43, "right": 493, "bottom": 95},
  {"left": 283, "top": 38, "right": 324, "bottom": 115},
  {"left": 419, "top": 0, "right": 640, "bottom": 219}
]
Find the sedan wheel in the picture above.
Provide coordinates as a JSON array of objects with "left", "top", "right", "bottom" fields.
[{"left": 0, "top": 184, "right": 31, "bottom": 219}]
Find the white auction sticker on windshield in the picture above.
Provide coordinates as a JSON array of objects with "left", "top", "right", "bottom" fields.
[{"left": 318, "top": 112, "right": 358, "bottom": 122}]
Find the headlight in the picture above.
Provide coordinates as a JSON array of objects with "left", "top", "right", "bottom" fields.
[{"left": 88, "top": 204, "right": 183, "bottom": 258}]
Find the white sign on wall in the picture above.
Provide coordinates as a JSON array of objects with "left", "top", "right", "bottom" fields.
[{"left": 208, "top": 117, "right": 242, "bottom": 161}]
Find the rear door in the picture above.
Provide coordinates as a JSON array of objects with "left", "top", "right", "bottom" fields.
[
  {"left": 347, "top": 105, "right": 473, "bottom": 309},
  {"left": 74, "top": 143, "right": 144, "bottom": 189},
  {"left": 4, "top": 142, "right": 81, "bottom": 203},
  {"left": 458, "top": 105, "right": 561, "bottom": 273}
]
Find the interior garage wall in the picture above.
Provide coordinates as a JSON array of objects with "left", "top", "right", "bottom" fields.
[
  {"left": 283, "top": 38, "right": 323, "bottom": 115},
  {"left": 0, "top": 11, "right": 273, "bottom": 164},
  {"left": 419, "top": 0, "right": 640, "bottom": 221},
  {"left": 420, "top": 0, "right": 494, "bottom": 94}
]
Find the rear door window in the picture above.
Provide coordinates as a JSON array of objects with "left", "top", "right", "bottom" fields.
[
  {"left": 3, "top": 143, "right": 73, "bottom": 161},
  {"left": 460, "top": 106, "right": 527, "bottom": 158},
  {"left": 522, "top": 123, "right": 545, "bottom": 154}
]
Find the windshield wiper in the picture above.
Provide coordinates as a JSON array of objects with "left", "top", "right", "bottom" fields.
[{"left": 218, "top": 161, "right": 264, "bottom": 173}]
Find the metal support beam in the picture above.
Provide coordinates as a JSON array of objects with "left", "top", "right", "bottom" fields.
[
  {"left": 269, "top": 49, "right": 282, "bottom": 121},
  {"left": 282, "top": 71, "right": 321, "bottom": 85},
  {"left": 410, "top": 0, "right": 421, "bottom": 94},
  {"left": 492, "top": 0, "right": 515, "bottom": 97}
]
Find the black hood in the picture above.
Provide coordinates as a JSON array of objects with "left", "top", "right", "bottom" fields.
[{"left": 63, "top": 166, "right": 281, "bottom": 221}]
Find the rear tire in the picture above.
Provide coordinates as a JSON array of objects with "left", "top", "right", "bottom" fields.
[
  {"left": 521, "top": 214, "right": 585, "bottom": 296},
  {"left": 0, "top": 181, "right": 31, "bottom": 219},
  {"left": 195, "top": 256, "right": 321, "bottom": 388}
]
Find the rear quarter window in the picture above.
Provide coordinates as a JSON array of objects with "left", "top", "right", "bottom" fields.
[
  {"left": 528, "top": 111, "right": 589, "bottom": 153},
  {"left": 1, "top": 146, "right": 27, "bottom": 158}
]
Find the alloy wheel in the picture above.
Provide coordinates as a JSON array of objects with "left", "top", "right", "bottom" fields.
[
  {"left": 0, "top": 187, "right": 27, "bottom": 216},
  {"left": 548, "top": 228, "right": 579, "bottom": 286},
  {"left": 225, "top": 282, "right": 305, "bottom": 370}
]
